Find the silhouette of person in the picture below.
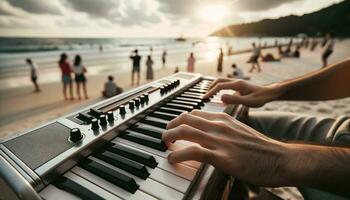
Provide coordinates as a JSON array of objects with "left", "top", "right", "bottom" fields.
[
  {"left": 130, "top": 49, "right": 142, "bottom": 85},
  {"left": 26, "top": 58, "right": 41, "bottom": 92}
]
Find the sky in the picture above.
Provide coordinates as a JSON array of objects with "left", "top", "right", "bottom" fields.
[{"left": 0, "top": 0, "right": 344, "bottom": 38}]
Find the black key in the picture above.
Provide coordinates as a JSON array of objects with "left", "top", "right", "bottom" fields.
[
  {"left": 54, "top": 176, "right": 104, "bottom": 200},
  {"left": 158, "top": 107, "right": 184, "bottom": 115},
  {"left": 120, "top": 130, "right": 167, "bottom": 151},
  {"left": 94, "top": 150, "right": 149, "bottom": 179},
  {"left": 141, "top": 118, "right": 168, "bottom": 129},
  {"left": 165, "top": 103, "right": 194, "bottom": 112},
  {"left": 175, "top": 97, "right": 204, "bottom": 106},
  {"left": 79, "top": 158, "right": 139, "bottom": 193},
  {"left": 131, "top": 123, "right": 163, "bottom": 139},
  {"left": 106, "top": 142, "right": 158, "bottom": 168},
  {"left": 150, "top": 111, "right": 178, "bottom": 121},
  {"left": 170, "top": 100, "right": 201, "bottom": 109}
]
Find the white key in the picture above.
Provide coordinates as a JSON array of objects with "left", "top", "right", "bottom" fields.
[
  {"left": 115, "top": 138, "right": 199, "bottom": 169},
  {"left": 64, "top": 172, "right": 122, "bottom": 200},
  {"left": 114, "top": 142, "right": 198, "bottom": 181},
  {"left": 147, "top": 166, "right": 190, "bottom": 193},
  {"left": 40, "top": 185, "right": 81, "bottom": 200},
  {"left": 71, "top": 167, "right": 156, "bottom": 200},
  {"left": 90, "top": 157, "right": 184, "bottom": 200}
]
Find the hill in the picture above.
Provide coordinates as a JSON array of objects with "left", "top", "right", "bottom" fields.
[{"left": 211, "top": 0, "right": 350, "bottom": 37}]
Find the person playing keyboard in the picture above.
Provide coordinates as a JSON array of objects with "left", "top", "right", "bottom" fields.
[{"left": 162, "top": 58, "right": 350, "bottom": 199}]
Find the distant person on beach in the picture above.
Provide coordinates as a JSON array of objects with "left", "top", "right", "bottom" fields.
[
  {"left": 248, "top": 43, "right": 261, "bottom": 73},
  {"left": 102, "top": 75, "right": 123, "bottom": 98},
  {"left": 73, "top": 55, "right": 88, "bottom": 100},
  {"left": 130, "top": 49, "right": 141, "bottom": 85},
  {"left": 146, "top": 55, "right": 154, "bottom": 80},
  {"left": 162, "top": 50, "right": 167, "bottom": 67},
  {"left": 26, "top": 58, "right": 41, "bottom": 92},
  {"left": 187, "top": 52, "right": 195, "bottom": 72},
  {"left": 165, "top": 58, "right": 350, "bottom": 200},
  {"left": 58, "top": 53, "right": 74, "bottom": 100},
  {"left": 174, "top": 66, "right": 179, "bottom": 73},
  {"left": 99, "top": 45, "right": 103, "bottom": 53},
  {"left": 261, "top": 53, "right": 280, "bottom": 62},
  {"left": 291, "top": 45, "right": 301, "bottom": 58},
  {"left": 321, "top": 33, "right": 335, "bottom": 67},
  {"left": 217, "top": 48, "right": 224, "bottom": 73},
  {"left": 227, "top": 64, "right": 250, "bottom": 80}
]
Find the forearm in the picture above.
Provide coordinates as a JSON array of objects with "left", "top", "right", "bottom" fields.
[
  {"left": 273, "top": 58, "right": 350, "bottom": 101},
  {"left": 281, "top": 143, "right": 350, "bottom": 197}
]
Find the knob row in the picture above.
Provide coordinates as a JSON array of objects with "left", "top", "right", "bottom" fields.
[
  {"left": 160, "top": 80, "right": 180, "bottom": 94},
  {"left": 91, "top": 111, "right": 115, "bottom": 130}
]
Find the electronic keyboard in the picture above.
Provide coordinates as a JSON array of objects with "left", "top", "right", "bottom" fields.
[{"left": 0, "top": 72, "right": 246, "bottom": 200}]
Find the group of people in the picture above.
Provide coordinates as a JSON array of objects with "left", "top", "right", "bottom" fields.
[{"left": 58, "top": 53, "right": 88, "bottom": 100}]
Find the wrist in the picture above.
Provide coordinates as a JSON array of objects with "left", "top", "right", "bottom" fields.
[{"left": 265, "top": 83, "right": 286, "bottom": 102}]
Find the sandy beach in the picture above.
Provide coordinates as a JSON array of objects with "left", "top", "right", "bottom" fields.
[{"left": 1, "top": 39, "right": 349, "bottom": 140}]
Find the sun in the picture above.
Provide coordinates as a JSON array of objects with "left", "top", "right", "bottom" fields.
[{"left": 199, "top": 5, "right": 227, "bottom": 23}]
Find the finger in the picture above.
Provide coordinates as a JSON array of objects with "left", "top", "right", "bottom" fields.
[
  {"left": 190, "top": 109, "right": 230, "bottom": 122},
  {"left": 162, "top": 124, "right": 217, "bottom": 149},
  {"left": 204, "top": 80, "right": 247, "bottom": 99},
  {"left": 221, "top": 93, "right": 249, "bottom": 105},
  {"left": 167, "top": 145, "right": 215, "bottom": 164},
  {"left": 166, "top": 112, "right": 216, "bottom": 132},
  {"left": 208, "top": 78, "right": 231, "bottom": 90}
]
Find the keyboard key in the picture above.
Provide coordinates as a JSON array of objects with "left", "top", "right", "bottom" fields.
[
  {"left": 40, "top": 185, "right": 81, "bottom": 200},
  {"left": 106, "top": 142, "right": 158, "bottom": 168},
  {"left": 165, "top": 103, "right": 194, "bottom": 111},
  {"left": 79, "top": 158, "right": 139, "bottom": 193},
  {"left": 149, "top": 111, "right": 178, "bottom": 121},
  {"left": 175, "top": 97, "right": 204, "bottom": 106},
  {"left": 120, "top": 130, "right": 167, "bottom": 151},
  {"left": 115, "top": 138, "right": 200, "bottom": 171},
  {"left": 131, "top": 123, "right": 163, "bottom": 139},
  {"left": 158, "top": 107, "right": 185, "bottom": 115},
  {"left": 111, "top": 141, "right": 197, "bottom": 181},
  {"left": 90, "top": 157, "right": 184, "bottom": 200},
  {"left": 64, "top": 172, "right": 121, "bottom": 200},
  {"left": 170, "top": 100, "right": 201, "bottom": 109},
  {"left": 94, "top": 150, "right": 150, "bottom": 179},
  {"left": 71, "top": 167, "right": 156, "bottom": 200},
  {"left": 53, "top": 175, "right": 104, "bottom": 200},
  {"left": 141, "top": 117, "right": 168, "bottom": 129}
]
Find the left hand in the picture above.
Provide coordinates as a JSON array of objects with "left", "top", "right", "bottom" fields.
[{"left": 162, "top": 110, "right": 289, "bottom": 187}]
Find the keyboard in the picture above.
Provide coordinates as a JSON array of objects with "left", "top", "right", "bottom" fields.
[{"left": 0, "top": 72, "right": 247, "bottom": 200}]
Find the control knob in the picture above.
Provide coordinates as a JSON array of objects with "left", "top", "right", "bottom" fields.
[
  {"left": 70, "top": 128, "right": 83, "bottom": 142},
  {"left": 107, "top": 111, "right": 114, "bottom": 121},
  {"left": 119, "top": 105, "right": 126, "bottom": 115},
  {"left": 91, "top": 119, "right": 99, "bottom": 130},
  {"left": 99, "top": 114, "right": 107, "bottom": 126}
]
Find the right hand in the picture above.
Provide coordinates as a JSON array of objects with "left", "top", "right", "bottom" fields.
[{"left": 204, "top": 78, "right": 282, "bottom": 107}]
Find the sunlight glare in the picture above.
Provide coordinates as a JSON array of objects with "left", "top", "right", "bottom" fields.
[{"left": 199, "top": 5, "right": 227, "bottom": 23}]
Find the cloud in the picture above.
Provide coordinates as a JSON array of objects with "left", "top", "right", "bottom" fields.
[
  {"left": 115, "top": 1, "right": 161, "bottom": 26},
  {"left": 65, "top": 0, "right": 120, "bottom": 19},
  {"left": 7, "top": 0, "right": 62, "bottom": 15},
  {"left": 233, "top": 0, "right": 302, "bottom": 11}
]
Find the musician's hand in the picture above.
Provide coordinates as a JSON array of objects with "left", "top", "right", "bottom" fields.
[
  {"left": 162, "top": 110, "right": 289, "bottom": 187},
  {"left": 204, "top": 79, "right": 281, "bottom": 107}
]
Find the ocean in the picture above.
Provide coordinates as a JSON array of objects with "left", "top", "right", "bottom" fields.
[{"left": 0, "top": 37, "right": 295, "bottom": 89}]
